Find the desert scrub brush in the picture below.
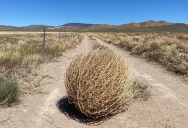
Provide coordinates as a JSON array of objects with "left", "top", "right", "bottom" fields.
[{"left": 65, "top": 48, "right": 133, "bottom": 118}]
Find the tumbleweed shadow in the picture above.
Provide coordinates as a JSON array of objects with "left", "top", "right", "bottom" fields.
[{"left": 56, "top": 96, "right": 119, "bottom": 125}]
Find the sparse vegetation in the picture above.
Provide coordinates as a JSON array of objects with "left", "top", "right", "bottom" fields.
[
  {"left": 92, "top": 42, "right": 108, "bottom": 50},
  {"left": 89, "top": 35, "right": 108, "bottom": 50},
  {"left": 132, "top": 80, "right": 150, "bottom": 100},
  {"left": 0, "top": 32, "right": 83, "bottom": 106},
  {"left": 65, "top": 48, "right": 149, "bottom": 118},
  {"left": 0, "top": 32, "right": 82, "bottom": 71},
  {"left": 93, "top": 32, "right": 188, "bottom": 79}
]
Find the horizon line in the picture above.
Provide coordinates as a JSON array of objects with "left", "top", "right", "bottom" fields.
[{"left": 0, "top": 20, "right": 187, "bottom": 27}]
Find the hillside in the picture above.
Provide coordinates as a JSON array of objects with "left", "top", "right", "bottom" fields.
[
  {"left": 120, "top": 20, "right": 174, "bottom": 28},
  {"left": 0, "top": 20, "right": 188, "bottom": 32},
  {"left": 22, "top": 25, "right": 53, "bottom": 29},
  {"left": 62, "top": 23, "right": 97, "bottom": 28},
  {"left": 0, "top": 25, "right": 20, "bottom": 31}
]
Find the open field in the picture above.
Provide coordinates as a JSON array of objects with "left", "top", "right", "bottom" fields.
[
  {"left": 0, "top": 34, "right": 188, "bottom": 128},
  {"left": 91, "top": 32, "right": 188, "bottom": 81},
  {"left": 0, "top": 32, "right": 82, "bottom": 70},
  {"left": 1, "top": 0, "right": 188, "bottom": 127},
  {"left": 0, "top": 32, "right": 83, "bottom": 105}
]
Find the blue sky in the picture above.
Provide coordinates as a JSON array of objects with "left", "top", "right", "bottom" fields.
[{"left": 0, "top": 0, "right": 187, "bottom": 26}]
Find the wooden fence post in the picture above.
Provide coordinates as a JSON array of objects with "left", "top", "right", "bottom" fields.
[
  {"left": 59, "top": 30, "right": 61, "bottom": 41},
  {"left": 43, "top": 28, "right": 46, "bottom": 48}
]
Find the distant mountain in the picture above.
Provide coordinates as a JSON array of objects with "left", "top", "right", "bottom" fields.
[
  {"left": 120, "top": 20, "right": 174, "bottom": 28},
  {"left": 84, "top": 24, "right": 117, "bottom": 31},
  {"left": 22, "top": 25, "right": 53, "bottom": 29},
  {"left": 148, "top": 23, "right": 188, "bottom": 31},
  {"left": 0, "top": 20, "right": 188, "bottom": 32},
  {"left": 62, "top": 23, "right": 97, "bottom": 28},
  {"left": 0, "top": 25, "right": 20, "bottom": 30}
]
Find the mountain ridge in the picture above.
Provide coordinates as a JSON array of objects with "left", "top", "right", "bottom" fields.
[{"left": 0, "top": 20, "right": 188, "bottom": 32}]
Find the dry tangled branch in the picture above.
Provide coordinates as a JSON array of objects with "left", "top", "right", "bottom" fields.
[{"left": 65, "top": 48, "right": 133, "bottom": 118}]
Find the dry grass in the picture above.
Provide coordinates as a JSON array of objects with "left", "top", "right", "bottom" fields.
[
  {"left": 89, "top": 35, "right": 108, "bottom": 50},
  {"left": 65, "top": 48, "right": 135, "bottom": 118},
  {"left": 132, "top": 80, "right": 150, "bottom": 101},
  {"left": 0, "top": 32, "right": 83, "bottom": 106},
  {"left": 0, "top": 32, "right": 82, "bottom": 79},
  {"left": 92, "top": 42, "right": 108, "bottom": 50},
  {"left": 92, "top": 32, "right": 188, "bottom": 78},
  {"left": 0, "top": 32, "right": 82, "bottom": 71}
]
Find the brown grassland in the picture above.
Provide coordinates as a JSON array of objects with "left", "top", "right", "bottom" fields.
[
  {"left": 92, "top": 32, "right": 188, "bottom": 80},
  {"left": 0, "top": 32, "right": 83, "bottom": 106}
]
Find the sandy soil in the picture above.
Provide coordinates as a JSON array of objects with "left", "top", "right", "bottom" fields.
[{"left": 0, "top": 35, "right": 188, "bottom": 128}]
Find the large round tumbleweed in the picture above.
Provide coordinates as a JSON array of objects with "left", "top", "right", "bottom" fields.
[{"left": 65, "top": 48, "right": 133, "bottom": 118}]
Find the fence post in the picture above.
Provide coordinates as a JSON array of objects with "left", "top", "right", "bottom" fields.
[
  {"left": 43, "top": 28, "right": 46, "bottom": 48},
  {"left": 65, "top": 30, "right": 66, "bottom": 38},
  {"left": 59, "top": 30, "right": 61, "bottom": 41}
]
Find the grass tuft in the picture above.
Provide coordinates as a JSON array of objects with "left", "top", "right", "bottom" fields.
[
  {"left": 0, "top": 78, "right": 20, "bottom": 107},
  {"left": 132, "top": 80, "right": 150, "bottom": 101},
  {"left": 92, "top": 43, "right": 108, "bottom": 50}
]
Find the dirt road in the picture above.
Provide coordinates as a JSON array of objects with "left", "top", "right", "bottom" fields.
[{"left": 0, "top": 35, "right": 188, "bottom": 128}]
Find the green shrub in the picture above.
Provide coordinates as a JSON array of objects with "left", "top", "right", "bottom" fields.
[{"left": 0, "top": 78, "right": 20, "bottom": 106}]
